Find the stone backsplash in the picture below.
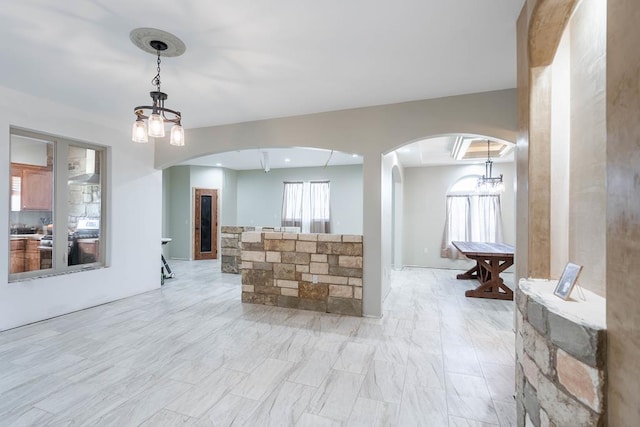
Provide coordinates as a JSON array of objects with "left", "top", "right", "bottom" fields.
[
  {"left": 240, "top": 231, "right": 363, "bottom": 316},
  {"left": 515, "top": 279, "right": 606, "bottom": 426}
]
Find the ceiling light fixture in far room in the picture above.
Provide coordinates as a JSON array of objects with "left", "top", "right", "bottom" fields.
[
  {"left": 260, "top": 151, "right": 270, "bottom": 173},
  {"left": 477, "top": 140, "right": 505, "bottom": 194},
  {"left": 130, "top": 28, "right": 186, "bottom": 146}
]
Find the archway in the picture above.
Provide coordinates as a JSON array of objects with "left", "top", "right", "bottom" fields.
[
  {"left": 380, "top": 134, "right": 516, "bottom": 304},
  {"left": 162, "top": 147, "right": 363, "bottom": 260}
]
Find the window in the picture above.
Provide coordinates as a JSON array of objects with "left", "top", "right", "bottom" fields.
[
  {"left": 281, "top": 181, "right": 330, "bottom": 233},
  {"left": 9, "top": 129, "right": 107, "bottom": 280},
  {"left": 441, "top": 175, "right": 503, "bottom": 259}
]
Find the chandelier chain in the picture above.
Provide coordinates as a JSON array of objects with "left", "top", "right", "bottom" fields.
[{"left": 151, "top": 51, "right": 162, "bottom": 91}]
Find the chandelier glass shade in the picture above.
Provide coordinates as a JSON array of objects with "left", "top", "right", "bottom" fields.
[
  {"left": 131, "top": 33, "right": 185, "bottom": 146},
  {"left": 477, "top": 140, "right": 505, "bottom": 194}
]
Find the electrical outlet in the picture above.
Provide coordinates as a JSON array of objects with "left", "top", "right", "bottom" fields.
[{"left": 312, "top": 275, "right": 318, "bottom": 284}]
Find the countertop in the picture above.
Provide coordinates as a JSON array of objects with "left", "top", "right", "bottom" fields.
[{"left": 10, "top": 234, "right": 45, "bottom": 240}]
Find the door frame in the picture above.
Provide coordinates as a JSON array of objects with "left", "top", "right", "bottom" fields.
[{"left": 193, "top": 188, "right": 218, "bottom": 260}]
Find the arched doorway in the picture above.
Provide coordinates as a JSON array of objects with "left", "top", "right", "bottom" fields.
[{"left": 381, "top": 134, "right": 516, "bottom": 303}]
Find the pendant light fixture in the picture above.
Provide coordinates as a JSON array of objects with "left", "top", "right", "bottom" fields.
[
  {"left": 130, "top": 28, "right": 186, "bottom": 146},
  {"left": 477, "top": 140, "right": 505, "bottom": 194}
]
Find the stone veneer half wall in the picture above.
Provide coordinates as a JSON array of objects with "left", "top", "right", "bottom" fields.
[
  {"left": 221, "top": 226, "right": 300, "bottom": 273},
  {"left": 515, "top": 279, "right": 606, "bottom": 426},
  {"left": 240, "top": 231, "right": 363, "bottom": 316}
]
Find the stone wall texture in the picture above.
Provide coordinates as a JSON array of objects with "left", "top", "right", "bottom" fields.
[
  {"left": 240, "top": 231, "right": 363, "bottom": 316},
  {"left": 221, "top": 226, "right": 255, "bottom": 273},
  {"left": 221, "top": 226, "right": 301, "bottom": 273},
  {"left": 515, "top": 280, "right": 606, "bottom": 426}
]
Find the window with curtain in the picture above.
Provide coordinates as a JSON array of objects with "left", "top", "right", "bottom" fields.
[
  {"left": 441, "top": 176, "right": 503, "bottom": 259},
  {"left": 282, "top": 182, "right": 304, "bottom": 229},
  {"left": 281, "top": 181, "right": 330, "bottom": 233}
]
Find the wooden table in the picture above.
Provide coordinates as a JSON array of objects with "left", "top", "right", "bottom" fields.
[{"left": 452, "top": 241, "right": 515, "bottom": 300}]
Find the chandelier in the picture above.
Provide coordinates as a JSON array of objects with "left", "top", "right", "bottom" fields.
[
  {"left": 477, "top": 140, "right": 505, "bottom": 194},
  {"left": 130, "top": 28, "right": 186, "bottom": 146}
]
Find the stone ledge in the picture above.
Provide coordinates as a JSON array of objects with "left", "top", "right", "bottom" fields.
[
  {"left": 518, "top": 279, "right": 605, "bottom": 331},
  {"left": 516, "top": 278, "right": 607, "bottom": 427},
  {"left": 518, "top": 279, "right": 606, "bottom": 367}
]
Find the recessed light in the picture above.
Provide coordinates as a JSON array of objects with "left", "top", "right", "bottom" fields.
[
  {"left": 352, "top": 154, "right": 358, "bottom": 158},
  {"left": 284, "top": 158, "right": 291, "bottom": 162},
  {"left": 215, "top": 163, "right": 222, "bottom": 166}
]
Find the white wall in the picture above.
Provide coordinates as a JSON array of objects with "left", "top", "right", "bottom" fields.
[
  {"left": 402, "top": 162, "right": 516, "bottom": 269},
  {"left": 392, "top": 166, "right": 404, "bottom": 269},
  {"left": 381, "top": 153, "right": 404, "bottom": 301},
  {"left": 10, "top": 135, "right": 48, "bottom": 166},
  {"left": 0, "top": 86, "right": 161, "bottom": 331},
  {"left": 236, "top": 165, "right": 363, "bottom": 234},
  {"left": 550, "top": 26, "right": 571, "bottom": 278}
]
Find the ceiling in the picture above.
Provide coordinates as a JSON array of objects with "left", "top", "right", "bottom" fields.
[
  {"left": 0, "top": 0, "right": 524, "bottom": 131},
  {"left": 395, "top": 136, "right": 514, "bottom": 168},
  {"left": 181, "top": 147, "right": 361, "bottom": 171},
  {"left": 178, "top": 135, "right": 515, "bottom": 170}
]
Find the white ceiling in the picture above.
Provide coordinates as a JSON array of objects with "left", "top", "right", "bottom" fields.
[
  {"left": 0, "top": 0, "right": 524, "bottom": 131},
  {"left": 396, "top": 136, "right": 515, "bottom": 168},
  {"left": 178, "top": 135, "right": 515, "bottom": 170},
  {"left": 181, "top": 147, "right": 361, "bottom": 171}
]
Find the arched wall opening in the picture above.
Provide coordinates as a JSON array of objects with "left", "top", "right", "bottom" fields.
[
  {"left": 161, "top": 147, "right": 364, "bottom": 260},
  {"left": 380, "top": 133, "right": 516, "bottom": 302},
  {"left": 518, "top": 0, "right": 606, "bottom": 294},
  {"left": 155, "top": 90, "right": 518, "bottom": 317}
]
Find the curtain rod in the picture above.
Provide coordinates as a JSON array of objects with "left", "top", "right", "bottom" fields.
[{"left": 283, "top": 180, "right": 330, "bottom": 184}]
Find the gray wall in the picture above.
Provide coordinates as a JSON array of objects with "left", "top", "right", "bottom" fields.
[
  {"left": 162, "top": 165, "right": 240, "bottom": 259},
  {"left": 167, "top": 166, "right": 191, "bottom": 259},
  {"left": 236, "top": 164, "right": 363, "bottom": 234},
  {"left": 402, "top": 162, "right": 516, "bottom": 269},
  {"left": 221, "top": 168, "right": 238, "bottom": 227}
]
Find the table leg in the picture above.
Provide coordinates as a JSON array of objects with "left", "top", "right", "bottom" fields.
[
  {"left": 456, "top": 262, "right": 481, "bottom": 280},
  {"left": 464, "top": 256, "right": 514, "bottom": 300}
]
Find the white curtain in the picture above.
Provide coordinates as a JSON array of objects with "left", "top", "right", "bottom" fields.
[
  {"left": 441, "top": 196, "right": 471, "bottom": 259},
  {"left": 441, "top": 194, "right": 503, "bottom": 259},
  {"left": 281, "top": 182, "right": 304, "bottom": 229},
  {"left": 309, "top": 181, "right": 331, "bottom": 233},
  {"left": 282, "top": 181, "right": 331, "bottom": 233},
  {"left": 473, "top": 195, "right": 503, "bottom": 243}
]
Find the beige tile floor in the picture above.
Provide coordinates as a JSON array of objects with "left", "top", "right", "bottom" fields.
[{"left": 0, "top": 260, "right": 516, "bottom": 426}]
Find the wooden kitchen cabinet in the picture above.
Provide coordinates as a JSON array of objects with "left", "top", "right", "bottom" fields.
[
  {"left": 11, "top": 163, "right": 53, "bottom": 211},
  {"left": 25, "top": 239, "right": 41, "bottom": 271},
  {"left": 10, "top": 239, "right": 26, "bottom": 274}
]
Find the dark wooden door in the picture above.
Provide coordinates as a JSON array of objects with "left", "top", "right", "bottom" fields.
[{"left": 194, "top": 188, "right": 218, "bottom": 260}]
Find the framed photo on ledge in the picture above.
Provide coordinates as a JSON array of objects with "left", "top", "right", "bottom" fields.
[{"left": 554, "top": 262, "right": 583, "bottom": 300}]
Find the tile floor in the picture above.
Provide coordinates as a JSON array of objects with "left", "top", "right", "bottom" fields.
[{"left": 0, "top": 260, "right": 516, "bottom": 426}]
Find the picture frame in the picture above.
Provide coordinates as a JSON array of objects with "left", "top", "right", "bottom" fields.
[{"left": 554, "top": 262, "right": 583, "bottom": 300}]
